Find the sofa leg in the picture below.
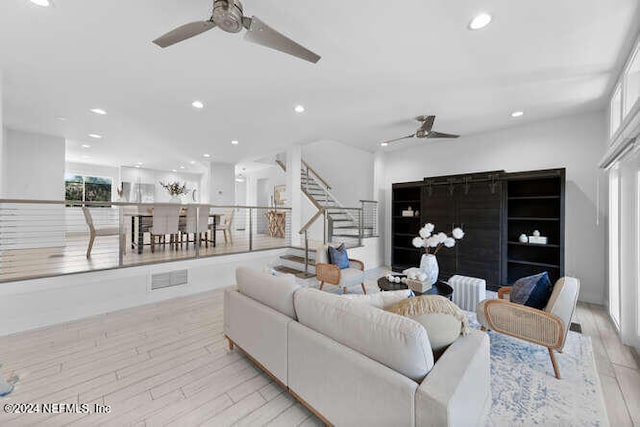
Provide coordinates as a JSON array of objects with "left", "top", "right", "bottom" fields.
[
  {"left": 228, "top": 338, "right": 234, "bottom": 351},
  {"left": 361, "top": 283, "right": 367, "bottom": 295},
  {"left": 548, "top": 348, "right": 561, "bottom": 379},
  {"left": 319, "top": 282, "right": 324, "bottom": 291}
]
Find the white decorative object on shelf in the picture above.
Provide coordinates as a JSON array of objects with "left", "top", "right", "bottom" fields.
[
  {"left": 532, "top": 230, "right": 541, "bottom": 237},
  {"left": 519, "top": 234, "right": 528, "bottom": 243},
  {"left": 528, "top": 236, "right": 548, "bottom": 244},
  {"left": 402, "top": 206, "right": 414, "bottom": 217}
]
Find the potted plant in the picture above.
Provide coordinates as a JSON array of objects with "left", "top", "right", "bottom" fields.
[
  {"left": 412, "top": 223, "right": 465, "bottom": 285},
  {"left": 159, "top": 181, "right": 189, "bottom": 203}
]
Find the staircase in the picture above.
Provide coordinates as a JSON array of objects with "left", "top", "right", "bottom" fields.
[{"left": 272, "top": 158, "right": 376, "bottom": 278}]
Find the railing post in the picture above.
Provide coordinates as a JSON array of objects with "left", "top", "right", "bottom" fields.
[
  {"left": 304, "top": 230, "right": 309, "bottom": 275},
  {"left": 249, "top": 207, "right": 253, "bottom": 251},
  {"left": 359, "top": 208, "right": 364, "bottom": 247},
  {"left": 323, "top": 211, "right": 328, "bottom": 244},
  {"left": 195, "top": 206, "right": 200, "bottom": 259},
  {"left": 118, "top": 204, "right": 124, "bottom": 267}
]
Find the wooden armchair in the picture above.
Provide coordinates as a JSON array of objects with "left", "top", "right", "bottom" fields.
[
  {"left": 476, "top": 277, "right": 580, "bottom": 379},
  {"left": 316, "top": 244, "right": 366, "bottom": 295}
]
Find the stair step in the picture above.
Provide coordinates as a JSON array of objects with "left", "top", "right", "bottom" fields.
[
  {"left": 280, "top": 255, "right": 316, "bottom": 266},
  {"left": 273, "top": 265, "right": 316, "bottom": 279}
]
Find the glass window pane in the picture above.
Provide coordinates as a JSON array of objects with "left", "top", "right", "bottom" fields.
[
  {"left": 85, "top": 176, "right": 112, "bottom": 204},
  {"left": 611, "top": 85, "right": 623, "bottom": 138},
  {"left": 65, "top": 181, "right": 83, "bottom": 202},
  {"left": 624, "top": 46, "right": 640, "bottom": 115}
]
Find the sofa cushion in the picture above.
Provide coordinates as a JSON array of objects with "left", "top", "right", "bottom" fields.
[
  {"left": 343, "top": 289, "right": 413, "bottom": 309},
  {"left": 387, "top": 295, "right": 469, "bottom": 355},
  {"left": 294, "top": 288, "right": 434, "bottom": 381},
  {"left": 236, "top": 266, "right": 301, "bottom": 319}
]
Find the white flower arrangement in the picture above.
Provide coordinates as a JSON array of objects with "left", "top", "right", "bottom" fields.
[{"left": 412, "top": 222, "right": 465, "bottom": 255}]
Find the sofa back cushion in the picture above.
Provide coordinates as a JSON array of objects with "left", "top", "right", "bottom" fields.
[
  {"left": 294, "top": 288, "right": 434, "bottom": 381},
  {"left": 236, "top": 266, "right": 301, "bottom": 319}
]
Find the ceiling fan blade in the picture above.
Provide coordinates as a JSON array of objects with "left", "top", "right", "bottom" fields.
[
  {"left": 153, "top": 21, "right": 216, "bottom": 48},
  {"left": 243, "top": 16, "right": 321, "bottom": 64},
  {"left": 418, "top": 115, "right": 436, "bottom": 132},
  {"left": 383, "top": 134, "right": 416, "bottom": 144},
  {"left": 427, "top": 131, "right": 460, "bottom": 139}
]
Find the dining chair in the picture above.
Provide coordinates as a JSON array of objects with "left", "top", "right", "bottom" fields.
[
  {"left": 180, "top": 206, "right": 210, "bottom": 248},
  {"left": 216, "top": 209, "right": 235, "bottom": 244},
  {"left": 149, "top": 206, "right": 181, "bottom": 253},
  {"left": 82, "top": 206, "right": 123, "bottom": 258}
]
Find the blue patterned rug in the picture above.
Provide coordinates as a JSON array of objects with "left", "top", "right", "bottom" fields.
[{"left": 477, "top": 323, "right": 609, "bottom": 426}]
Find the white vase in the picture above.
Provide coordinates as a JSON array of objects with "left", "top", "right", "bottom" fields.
[
  {"left": 169, "top": 196, "right": 181, "bottom": 204},
  {"left": 420, "top": 254, "right": 439, "bottom": 285}
]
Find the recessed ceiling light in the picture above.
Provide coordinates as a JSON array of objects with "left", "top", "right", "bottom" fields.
[
  {"left": 294, "top": 105, "right": 305, "bottom": 113},
  {"left": 192, "top": 100, "right": 204, "bottom": 109},
  {"left": 81, "top": 144, "right": 91, "bottom": 149},
  {"left": 469, "top": 13, "right": 492, "bottom": 30},
  {"left": 189, "top": 160, "right": 196, "bottom": 165},
  {"left": 511, "top": 111, "right": 524, "bottom": 118},
  {"left": 231, "top": 140, "right": 239, "bottom": 145},
  {"left": 380, "top": 142, "right": 389, "bottom": 147},
  {"left": 135, "top": 165, "right": 141, "bottom": 168},
  {"left": 56, "top": 116, "right": 67, "bottom": 121},
  {"left": 203, "top": 153, "right": 211, "bottom": 158},
  {"left": 136, "top": 162, "right": 143, "bottom": 166},
  {"left": 88, "top": 134, "right": 103, "bottom": 139},
  {"left": 90, "top": 108, "right": 107, "bottom": 115},
  {"left": 179, "top": 166, "right": 185, "bottom": 169},
  {"left": 172, "top": 169, "right": 177, "bottom": 173},
  {"left": 30, "top": 0, "right": 51, "bottom": 7}
]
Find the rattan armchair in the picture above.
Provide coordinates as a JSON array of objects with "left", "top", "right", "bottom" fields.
[
  {"left": 477, "top": 276, "right": 580, "bottom": 379},
  {"left": 316, "top": 244, "right": 366, "bottom": 295}
]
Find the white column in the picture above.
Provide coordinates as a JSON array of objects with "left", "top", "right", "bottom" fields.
[
  {"left": 287, "top": 145, "right": 302, "bottom": 246},
  {"left": 0, "top": 69, "right": 4, "bottom": 196}
]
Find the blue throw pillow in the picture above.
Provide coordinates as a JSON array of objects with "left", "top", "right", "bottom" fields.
[
  {"left": 328, "top": 243, "right": 350, "bottom": 269},
  {"left": 510, "top": 272, "right": 553, "bottom": 310}
]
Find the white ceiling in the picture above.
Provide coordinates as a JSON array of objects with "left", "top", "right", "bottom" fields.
[{"left": 0, "top": 0, "right": 638, "bottom": 171}]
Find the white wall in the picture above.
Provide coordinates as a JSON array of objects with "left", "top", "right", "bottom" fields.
[
  {"left": 209, "top": 162, "right": 235, "bottom": 205},
  {"left": 379, "top": 112, "right": 608, "bottom": 304},
  {"left": 0, "top": 248, "right": 287, "bottom": 335},
  {"left": 302, "top": 140, "right": 374, "bottom": 207},
  {"left": 120, "top": 166, "right": 202, "bottom": 203},
  {"left": 1, "top": 129, "right": 66, "bottom": 249},
  {"left": 0, "top": 70, "right": 4, "bottom": 195}
]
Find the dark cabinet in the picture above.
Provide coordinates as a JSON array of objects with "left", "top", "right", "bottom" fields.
[{"left": 391, "top": 168, "right": 565, "bottom": 291}]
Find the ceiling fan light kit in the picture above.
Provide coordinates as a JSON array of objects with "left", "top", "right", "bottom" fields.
[{"left": 153, "top": 0, "right": 321, "bottom": 64}]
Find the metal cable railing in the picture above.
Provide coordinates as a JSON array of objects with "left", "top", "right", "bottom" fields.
[{"left": 0, "top": 199, "right": 291, "bottom": 283}]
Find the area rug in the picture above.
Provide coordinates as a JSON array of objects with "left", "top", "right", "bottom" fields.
[{"left": 467, "top": 314, "right": 609, "bottom": 426}]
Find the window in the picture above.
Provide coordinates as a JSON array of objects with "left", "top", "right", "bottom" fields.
[
  {"left": 610, "top": 85, "right": 623, "bottom": 138},
  {"left": 609, "top": 166, "right": 621, "bottom": 329},
  {"left": 624, "top": 45, "right": 640, "bottom": 115},
  {"left": 65, "top": 174, "right": 112, "bottom": 205}
]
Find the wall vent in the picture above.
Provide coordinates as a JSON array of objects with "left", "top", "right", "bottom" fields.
[{"left": 151, "top": 269, "right": 188, "bottom": 290}]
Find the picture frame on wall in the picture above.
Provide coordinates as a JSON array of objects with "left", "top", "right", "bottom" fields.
[{"left": 274, "top": 185, "right": 287, "bottom": 206}]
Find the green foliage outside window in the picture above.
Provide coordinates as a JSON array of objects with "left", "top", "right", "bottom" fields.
[{"left": 65, "top": 174, "right": 112, "bottom": 206}]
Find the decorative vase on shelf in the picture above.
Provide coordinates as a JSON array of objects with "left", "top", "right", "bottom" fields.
[
  {"left": 169, "top": 196, "right": 181, "bottom": 204},
  {"left": 419, "top": 254, "right": 439, "bottom": 286}
]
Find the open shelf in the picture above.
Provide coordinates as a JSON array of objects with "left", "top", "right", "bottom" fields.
[
  {"left": 508, "top": 196, "right": 560, "bottom": 200},
  {"left": 508, "top": 241, "right": 560, "bottom": 248},
  {"left": 508, "top": 217, "right": 560, "bottom": 221},
  {"left": 508, "top": 259, "right": 560, "bottom": 269}
]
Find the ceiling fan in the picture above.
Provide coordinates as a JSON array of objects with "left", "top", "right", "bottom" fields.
[
  {"left": 381, "top": 115, "right": 460, "bottom": 146},
  {"left": 152, "top": 0, "right": 321, "bottom": 64}
]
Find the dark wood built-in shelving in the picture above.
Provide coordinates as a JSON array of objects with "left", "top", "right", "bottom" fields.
[{"left": 391, "top": 168, "right": 565, "bottom": 291}]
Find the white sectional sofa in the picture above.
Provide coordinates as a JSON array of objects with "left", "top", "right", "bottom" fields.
[{"left": 224, "top": 267, "right": 491, "bottom": 427}]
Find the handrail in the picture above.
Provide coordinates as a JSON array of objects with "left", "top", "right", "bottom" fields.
[
  {"left": 302, "top": 160, "right": 331, "bottom": 190},
  {"left": 359, "top": 200, "right": 379, "bottom": 204},
  {"left": 299, "top": 208, "right": 325, "bottom": 234},
  {"left": 0, "top": 199, "right": 291, "bottom": 210}
]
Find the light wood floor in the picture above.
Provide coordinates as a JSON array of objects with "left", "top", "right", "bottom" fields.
[
  {"left": 0, "top": 232, "right": 288, "bottom": 283},
  {"left": 0, "top": 283, "right": 638, "bottom": 426}
]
